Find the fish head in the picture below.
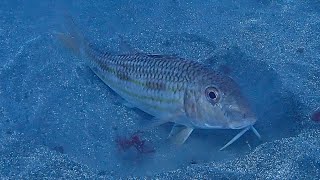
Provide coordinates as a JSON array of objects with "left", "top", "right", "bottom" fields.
[{"left": 185, "top": 72, "right": 256, "bottom": 129}]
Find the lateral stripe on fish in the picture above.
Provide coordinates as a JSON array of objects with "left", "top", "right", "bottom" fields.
[
  {"left": 92, "top": 67, "right": 180, "bottom": 111},
  {"left": 89, "top": 64, "right": 182, "bottom": 104},
  {"left": 86, "top": 46, "right": 186, "bottom": 105}
]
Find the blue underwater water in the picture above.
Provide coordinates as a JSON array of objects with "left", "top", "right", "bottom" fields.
[{"left": 0, "top": 0, "right": 320, "bottom": 179}]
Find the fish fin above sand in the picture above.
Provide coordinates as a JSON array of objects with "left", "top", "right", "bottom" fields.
[
  {"left": 171, "top": 127, "right": 194, "bottom": 145},
  {"left": 167, "top": 123, "right": 185, "bottom": 139}
]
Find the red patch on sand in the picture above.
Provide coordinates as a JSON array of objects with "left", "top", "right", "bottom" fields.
[{"left": 116, "top": 131, "right": 155, "bottom": 154}]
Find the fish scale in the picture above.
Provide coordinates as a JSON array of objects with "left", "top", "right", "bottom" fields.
[
  {"left": 108, "top": 54, "right": 200, "bottom": 82},
  {"left": 84, "top": 46, "right": 191, "bottom": 114}
]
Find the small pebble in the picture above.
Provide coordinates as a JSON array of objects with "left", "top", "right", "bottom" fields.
[
  {"left": 296, "top": 47, "right": 304, "bottom": 54},
  {"left": 190, "top": 160, "right": 197, "bottom": 164},
  {"left": 53, "top": 146, "right": 64, "bottom": 154},
  {"left": 311, "top": 109, "right": 320, "bottom": 122},
  {"left": 296, "top": 47, "right": 305, "bottom": 54},
  {"left": 98, "top": 170, "right": 108, "bottom": 176}
]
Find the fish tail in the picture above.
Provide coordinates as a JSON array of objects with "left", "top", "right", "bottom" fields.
[{"left": 55, "top": 16, "right": 86, "bottom": 57}]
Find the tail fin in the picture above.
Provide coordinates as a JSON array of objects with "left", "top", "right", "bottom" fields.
[{"left": 55, "top": 16, "right": 85, "bottom": 57}]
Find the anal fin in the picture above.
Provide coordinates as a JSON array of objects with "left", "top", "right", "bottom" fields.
[
  {"left": 141, "top": 117, "right": 171, "bottom": 131},
  {"left": 141, "top": 112, "right": 182, "bottom": 131}
]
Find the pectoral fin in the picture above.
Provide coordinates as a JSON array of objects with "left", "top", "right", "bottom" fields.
[
  {"left": 167, "top": 124, "right": 184, "bottom": 138},
  {"left": 171, "top": 127, "right": 194, "bottom": 145}
]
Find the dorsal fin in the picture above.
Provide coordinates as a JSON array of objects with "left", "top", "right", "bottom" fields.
[
  {"left": 144, "top": 54, "right": 186, "bottom": 61},
  {"left": 118, "top": 35, "right": 142, "bottom": 54},
  {"left": 146, "top": 54, "right": 177, "bottom": 58}
]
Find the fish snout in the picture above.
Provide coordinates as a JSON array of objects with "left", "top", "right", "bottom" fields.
[
  {"left": 228, "top": 105, "right": 257, "bottom": 129},
  {"left": 227, "top": 106, "right": 257, "bottom": 129},
  {"left": 229, "top": 104, "right": 255, "bottom": 118}
]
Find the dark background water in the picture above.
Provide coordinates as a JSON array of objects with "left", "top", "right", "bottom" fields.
[{"left": 0, "top": 0, "right": 319, "bottom": 179}]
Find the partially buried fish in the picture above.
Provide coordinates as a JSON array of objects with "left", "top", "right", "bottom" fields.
[{"left": 57, "top": 19, "right": 261, "bottom": 150}]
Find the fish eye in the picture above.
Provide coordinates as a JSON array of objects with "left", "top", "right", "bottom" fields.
[
  {"left": 208, "top": 91, "right": 216, "bottom": 99},
  {"left": 205, "top": 87, "right": 219, "bottom": 103}
]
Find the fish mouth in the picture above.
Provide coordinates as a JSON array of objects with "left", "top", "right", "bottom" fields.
[
  {"left": 230, "top": 124, "right": 250, "bottom": 129},
  {"left": 204, "top": 123, "right": 226, "bottom": 129},
  {"left": 219, "top": 125, "right": 261, "bottom": 151},
  {"left": 229, "top": 117, "right": 257, "bottom": 129}
]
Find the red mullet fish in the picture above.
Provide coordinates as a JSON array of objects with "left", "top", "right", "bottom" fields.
[{"left": 57, "top": 19, "right": 261, "bottom": 150}]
